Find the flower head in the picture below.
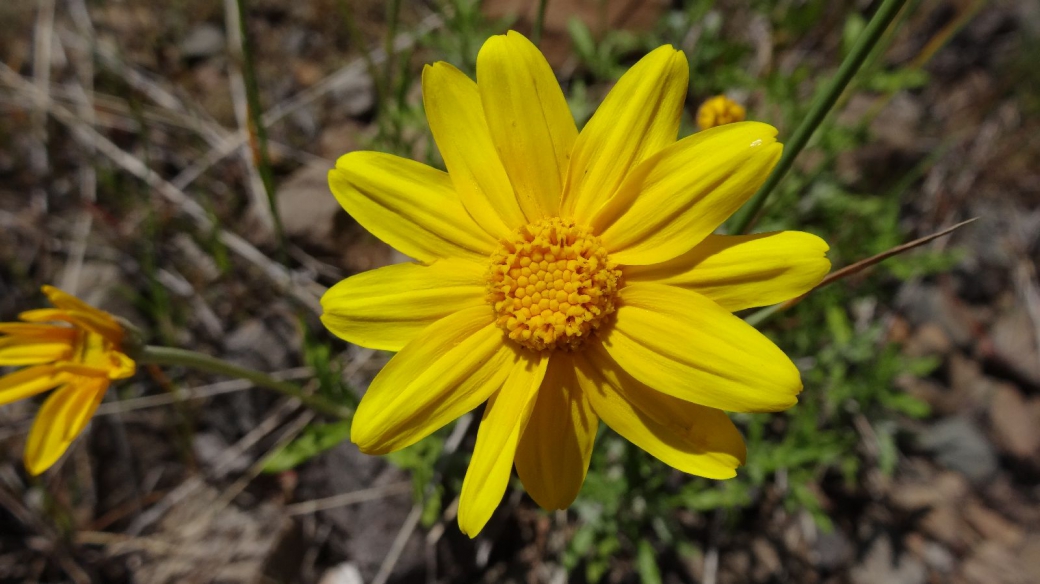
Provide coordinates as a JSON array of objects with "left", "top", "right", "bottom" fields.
[
  {"left": 697, "top": 95, "right": 747, "bottom": 130},
  {"left": 0, "top": 286, "right": 135, "bottom": 474},
  {"left": 321, "top": 31, "right": 829, "bottom": 536}
]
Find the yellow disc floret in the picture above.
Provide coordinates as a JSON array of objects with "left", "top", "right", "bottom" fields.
[{"left": 486, "top": 218, "right": 621, "bottom": 352}]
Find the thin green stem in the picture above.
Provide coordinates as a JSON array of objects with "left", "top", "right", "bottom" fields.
[
  {"left": 532, "top": 0, "right": 550, "bottom": 46},
  {"left": 235, "top": 0, "right": 287, "bottom": 261},
  {"left": 135, "top": 345, "right": 353, "bottom": 420},
  {"left": 728, "top": 0, "right": 908, "bottom": 234}
]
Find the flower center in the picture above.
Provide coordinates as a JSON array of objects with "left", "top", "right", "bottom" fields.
[{"left": 486, "top": 218, "right": 621, "bottom": 352}]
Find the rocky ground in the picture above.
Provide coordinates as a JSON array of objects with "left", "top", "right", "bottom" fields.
[{"left": 0, "top": 0, "right": 1038, "bottom": 582}]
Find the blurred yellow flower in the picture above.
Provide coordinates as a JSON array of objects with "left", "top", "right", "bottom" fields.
[
  {"left": 0, "top": 286, "right": 135, "bottom": 475},
  {"left": 322, "top": 31, "right": 829, "bottom": 535},
  {"left": 697, "top": 95, "right": 747, "bottom": 130}
]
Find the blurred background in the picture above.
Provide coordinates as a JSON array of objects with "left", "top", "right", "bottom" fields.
[{"left": 1, "top": 0, "right": 1039, "bottom": 582}]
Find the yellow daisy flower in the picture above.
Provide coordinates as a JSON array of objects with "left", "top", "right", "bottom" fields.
[
  {"left": 321, "top": 31, "right": 830, "bottom": 536},
  {"left": 697, "top": 94, "right": 747, "bottom": 130},
  {"left": 0, "top": 286, "right": 135, "bottom": 475}
]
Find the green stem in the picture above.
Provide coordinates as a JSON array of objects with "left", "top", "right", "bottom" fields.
[
  {"left": 532, "top": 0, "right": 550, "bottom": 46},
  {"left": 136, "top": 345, "right": 352, "bottom": 420},
  {"left": 235, "top": 0, "right": 287, "bottom": 261},
  {"left": 728, "top": 0, "right": 908, "bottom": 234}
]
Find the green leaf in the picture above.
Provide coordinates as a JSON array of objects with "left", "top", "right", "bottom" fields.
[
  {"left": 636, "top": 540, "right": 663, "bottom": 584},
  {"left": 262, "top": 420, "right": 352, "bottom": 473}
]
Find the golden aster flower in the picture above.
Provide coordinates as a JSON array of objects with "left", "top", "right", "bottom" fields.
[
  {"left": 321, "top": 31, "right": 830, "bottom": 536},
  {"left": 0, "top": 286, "right": 135, "bottom": 475},
  {"left": 697, "top": 94, "right": 747, "bottom": 130}
]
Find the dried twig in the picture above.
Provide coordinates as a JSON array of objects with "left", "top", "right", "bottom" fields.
[
  {"left": 745, "top": 219, "right": 977, "bottom": 326},
  {"left": 0, "top": 61, "right": 325, "bottom": 313},
  {"left": 286, "top": 481, "right": 412, "bottom": 515}
]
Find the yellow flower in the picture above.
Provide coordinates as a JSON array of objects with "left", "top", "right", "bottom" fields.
[
  {"left": 697, "top": 95, "right": 747, "bottom": 130},
  {"left": 321, "top": 31, "right": 830, "bottom": 536},
  {"left": 0, "top": 286, "right": 135, "bottom": 474}
]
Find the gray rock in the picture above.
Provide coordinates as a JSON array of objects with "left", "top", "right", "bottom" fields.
[
  {"left": 851, "top": 535, "right": 926, "bottom": 584},
  {"left": 989, "top": 307, "right": 1040, "bottom": 387},
  {"left": 179, "top": 23, "right": 225, "bottom": 60},
  {"left": 918, "top": 417, "right": 998, "bottom": 483}
]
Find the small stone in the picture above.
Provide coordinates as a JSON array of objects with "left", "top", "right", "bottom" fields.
[
  {"left": 903, "top": 322, "right": 953, "bottom": 357},
  {"left": 179, "top": 23, "right": 225, "bottom": 60},
  {"left": 276, "top": 163, "right": 345, "bottom": 252},
  {"left": 921, "top": 541, "right": 956, "bottom": 573},
  {"left": 889, "top": 471, "right": 968, "bottom": 511},
  {"left": 812, "top": 530, "right": 854, "bottom": 571},
  {"left": 1018, "top": 534, "right": 1040, "bottom": 580},
  {"left": 988, "top": 383, "right": 1040, "bottom": 458},
  {"left": 896, "top": 284, "right": 977, "bottom": 347},
  {"left": 918, "top": 417, "right": 998, "bottom": 483},
  {"left": 921, "top": 505, "right": 972, "bottom": 550},
  {"left": 750, "top": 537, "right": 781, "bottom": 581},
  {"left": 964, "top": 502, "right": 1024, "bottom": 547},
  {"left": 318, "top": 563, "right": 364, "bottom": 584},
  {"left": 988, "top": 306, "right": 1040, "bottom": 386},
  {"left": 961, "top": 541, "right": 1032, "bottom": 584},
  {"left": 851, "top": 535, "right": 926, "bottom": 584}
]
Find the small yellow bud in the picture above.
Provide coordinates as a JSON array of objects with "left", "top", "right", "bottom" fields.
[{"left": 696, "top": 95, "right": 747, "bottom": 130}]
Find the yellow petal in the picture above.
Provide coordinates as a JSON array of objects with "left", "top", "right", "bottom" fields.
[
  {"left": 329, "top": 152, "right": 497, "bottom": 263},
  {"left": 40, "top": 286, "right": 124, "bottom": 343},
  {"left": 562, "top": 45, "right": 688, "bottom": 222},
  {"left": 477, "top": 31, "right": 577, "bottom": 219},
  {"left": 350, "top": 306, "right": 514, "bottom": 454},
  {"left": 0, "top": 323, "right": 78, "bottom": 340},
  {"left": 0, "top": 365, "right": 66, "bottom": 407},
  {"left": 0, "top": 337, "right": 72, "bottom": 366},
  {"left": 423, "top": 61, "right": 526, "bottom": 237},
  {"left": 321, "top": 259, "right": 487, "bottom": 351},
  {"left": 19, "top": 308, "right": 124, "bottom": 346},
  {"left": 626, "top": 232, "right": 831, "bottom": 312},
  {"left": 593, "top": 122, "right": 783, "bottom": 265},
  {"left": 107, "top": 351, "right": 136, "bottom": 380},
  {"left": 23, "top": 377, "right": 106, "bottom": 475},
  {"left": 514, "top": 353, "right": 598, "bottom": 510},
  {"left": 604, "top": 282, "right": 802, "bottom": 412},
  {"left": 577, "top": 344, "right": 745, "bottom": 478},
  {"left": 458, "top": 351, "right": 548, "bottom": 537}
]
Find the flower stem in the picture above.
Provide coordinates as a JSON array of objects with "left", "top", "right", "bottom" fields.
[
  {"left": 728, "top": 0, "right": 908, "bottom": 234},
  {"left": 234, "top": 0, "right": 287, "bottom": 262},
  {"left": 135, "top": 345, "right": 352, "bottom": 420},
  {"left": 532, "top": 0, "right": 550, "bottom": 46}
]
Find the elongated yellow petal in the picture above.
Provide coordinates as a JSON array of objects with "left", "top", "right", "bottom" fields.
[
  {"left": 0, "top": 365, "right": 66, "bottom": 406},
  {"left": 350, "top": 306, "right": 514, "bottom": 454},
  {"left": 515, "top": 353, "right": 598, "bottom": 510},
  {"left": 0, "top": 324, "right": 77, "bottom": 340},
  {"left": 321, "top": 259, "right": 486, "bottom": 351},
  {"left": 329, "top": 152, "right": 497, "bottom": 263},
  {"left": 562, "top": 45, "right": 688, "bottom": 222},
  {"left": 0, "top": 337, "right": 72, "bottom": 365},
  {"left": 41, "top": 286, "right": 120, "bottom": 333},
  {"left": 626, "top": 232, "right": 831, "bottom": 312},
  {"left": 64, "top": 377, "right": 108, "bottom": 441},
  {"left": 458, "top": 351, "right": 548, "bottom": 537},
  {"left": 604, "top": 283, "right": 802, "bottom": 412},
  {"left": 19, "top": 308, "right": 124, "bottom": 346},
  {"left": 423, "top": 61, "right": 526, "bottom": 237},
  {"left": 593, "top": 122, "right": 782, "bottom": 265},
  {"left": 577, "top": 344, "right": 745, "bottom": 478},
  {"left": 23, "top": 377, "right": 105, "bottom": 475},
  {"left": 477, "top": 31, "right": 577, "bottom": 219}
]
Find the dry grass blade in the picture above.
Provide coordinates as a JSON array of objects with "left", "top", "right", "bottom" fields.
[
  {"left": 813, "top": 218, "right": 977, "bottom": 292},
  {"left": 286, "top": 481, "right": 412, "bottom": 515},
  {"left": 745, "top": 218, "right": 977, "bottom": 326},
  {"left": 0, "top": 61, "right": 325, "bottom": 313}
]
